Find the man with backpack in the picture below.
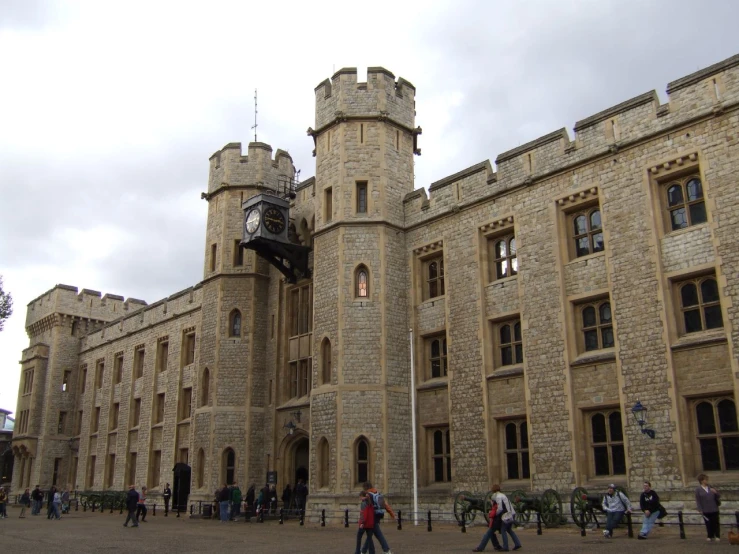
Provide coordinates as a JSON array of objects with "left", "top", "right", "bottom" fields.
[
  {"left": 361, "top": 481, "right": 395, "bottom": 554},
  {"left": 602, "top": 484, "right": 632, "bottom": 538}
]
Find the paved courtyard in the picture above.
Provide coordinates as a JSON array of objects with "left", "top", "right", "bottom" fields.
[{"left": 0, "top": 506, "right": 734, "bottom": 553}]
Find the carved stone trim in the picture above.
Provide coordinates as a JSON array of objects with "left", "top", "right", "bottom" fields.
[
  {"left": 556, "top": 187, "right": 599, "bottom": 207},
  {"left": 413, "top": 240, "right": 443, "bottom": 257},
  {"left": 649, "top": 152, "right": 699, "bottom": 176},
  {"left": 480, "top": 216, "right": 515, "bottom": 235}
]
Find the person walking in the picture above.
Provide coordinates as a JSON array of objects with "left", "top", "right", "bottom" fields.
[
  {"left": 231, "top": 483, "right": 242, "bottom": 521},
  {"left": 696, "top": 473, "right": 721, "bottom": 542},
  {"left": 602, "top": 484, "right": 631, "bottom": 538},
  {"left": 472, "top": 496, "right": 502, "bottom": 551},
  {"left": 123, "top": 485, "right": 139, "bottom": 527},
  {"left": 282, "top": 483, "right": 292, "bottom": 512},
  {"left": 19, "top": 488, "right": 31, "bottom": 518},
  {"left": 162, "top": 483, "right": 172, "bottom": 516},
  {"left": 492, "top": 484, "right": 521, "bottom": 551},
  {"left": 361, "top": 481, "right": 395, "bottom": 554},
  {"left": 245, "top": 484, "right": 255, "bottom": 517},
  {"left": 638, "top": 481, "right": 661, "bottom": 539},
  {"left": 0, "top": 486, "right": 7, "bottom": 519},
  {"left": 31, "top": 485, "right": 43, "bottom": 516},
  {"left": 136, "top": 486, "right": 148, "bottom": 522},
  {"left": 294, "top": 479, "right": 308, "bottom": 514},
  {"left": 46, "top": 486, "right": 56, "bottom": 519},
  {"left": 355, "top": 490, "right": 377, "bottom": 554},
  {"left": 51, "top": 489, "right": 62, "bottom": 520},
  {"left": 218, "top": 484, "right": 230, "bottom": 523},
  {"left": 61, "top": 489, "right": 70, "bottom": 515}
]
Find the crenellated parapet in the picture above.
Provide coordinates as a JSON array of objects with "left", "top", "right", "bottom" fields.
[
  {"left": 312, "top": 67, "right": 419, "bottom": 140},
  {"left": 404, "top": 53, "right": 739, "bottom": 226},
  {"left": 25, "top": 284, "right": 148, "bottom": 336},
  {"left": 206, "top": 141, "right": 296, "bottom": 195}
]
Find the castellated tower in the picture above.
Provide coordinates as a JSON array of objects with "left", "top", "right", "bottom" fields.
[
  {"left": 309, "top": 68, "right": 418, "bottom": 501},
  {"left": 200, "top": 142, "right": 295, "bottom": 491}
]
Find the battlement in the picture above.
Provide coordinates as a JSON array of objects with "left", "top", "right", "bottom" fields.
[
  {"left": 25, "top": 284, "right": 148, "bottom": 330},
  {"left": 207, "top": 141, "right": 295, "bottom": 195},
  {"left": 404, "top": 52, "right": 739, "bottom": 226},
  {"left": 314, "top": 66, "right": 417, "bottom": 131}
]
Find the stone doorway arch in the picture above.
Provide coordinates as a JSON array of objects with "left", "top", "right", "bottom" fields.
[{"left": 279, "top": 431, "right": 309, "bottom": 488}]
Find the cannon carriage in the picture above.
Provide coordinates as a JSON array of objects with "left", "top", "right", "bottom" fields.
[
  {"left": 78, "top": 490, "right": 127, "bottom": 511},
  {"left": 453, "top": 490, "right": 495, "bottom": 525},
  {"left": 509, "top": 489, "right": 563, "bottom": 527},
  {"left": 570, "top": 486, "right": 629, "bottom": 528}
]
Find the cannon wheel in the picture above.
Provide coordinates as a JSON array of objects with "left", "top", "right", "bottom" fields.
[
  {"left": 453, "top": 491, "right": 477, "bottom": 526},
  {"left": 540, "top": 489, "right": 563, "bottom": 528},
  {"left": 482, "top": 491, "right": 495, "bottom": 524},
  {"left": 509, "top": 489, "right": 531, "bottom": 525},
  {"left": 570, "top": 487, "right": 594, "bottom": 527}
]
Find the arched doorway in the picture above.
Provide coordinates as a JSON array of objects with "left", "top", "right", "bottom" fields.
[{"left": 294, "top": 438, "right": 309, "bottom": 484}]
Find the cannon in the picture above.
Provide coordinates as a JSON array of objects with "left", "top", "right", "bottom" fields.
[
  {"left": 509, "top": 489, "right": 563, "bottom": 527},
  {"left": 78, "top": 490, "right": 127, "bottom": 511},
  {"left": 453, "top": 490, "right": 495, "bottom": 526},
  {"left": 570, "top": 486, "right": 629, "bottom": 528}
]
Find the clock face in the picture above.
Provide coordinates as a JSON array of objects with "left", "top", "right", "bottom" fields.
[
  {"left": 263, "top": 206, "right": 286, "bottom": 234},
  {"left": 245, "top": 209, "right": 261, "bottom": 234}
]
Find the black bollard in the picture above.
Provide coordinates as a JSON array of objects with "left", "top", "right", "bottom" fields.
[
  {"left": 579, "top": 512, "right": 586, "bottom": 537},
  {"left": 397, "top": 510, "right": 402, "bottom": 531},
  {"left": 678, "top": 510, "right": 686, "bottom": 539},
  {"left": 427, "top": 510, "right": 432, "bottom": 532},
  {"left": 536, "top": 511, "right": 542, "bottom": 535},
  {"left": 176, "top": 504, "right": 180, "bottom": 518},
  {"left": 153, "top": 504, "right": 156, "bottom": 516},
  {"left": 259, "top": 507, "right": 264, "bottom": 523},
  {"left": 626, "top": 512, "right": 633, "bottom": 538},
  {"left": 119, "top": 504, "right": 123, "bottom": 515},
  {"left": 321, "top": 509, "right": 326, "bottom": 527},
  {"left": 279, "top": 508, "right": 284, "bottom": 525},
  {"left": 735, "top": 510, "right": 739, "bottom": 528},
  {"left": 75, "top": 500, "right": 79, "bottom": 512},
  {"left": 461, "top": 514, "right": 466, "bottom": 534},
  {"left": 299, "top": 509, "right": 305, "bottom": 526},
  {"left": 344, "top": 509, "right": 349, "bottom": 528},
  {"left": 91, "top": 502, "right": 95, "bottom": 513},
  {"left": 110, "top": 503, "right": 114, "bottom": 514},
  {"left": 190, "top": 504, "right": 193, "bottom": 516}
]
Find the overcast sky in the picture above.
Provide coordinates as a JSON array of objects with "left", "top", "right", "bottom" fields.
[{"left": 1, "top": 0, "right": 738, "bottom": 414}]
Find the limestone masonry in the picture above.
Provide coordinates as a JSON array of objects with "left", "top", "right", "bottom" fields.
[{"left": 12, "top": 55, "right": 739, "bottom": 513}]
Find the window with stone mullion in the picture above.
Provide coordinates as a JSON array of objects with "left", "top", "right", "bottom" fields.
[
  {"left": 695, "top": 398, "right": 739, "bottom": 471},
  {"left": 499, "top": 320, "right": 523, "bottom": 366},
  {"left": 582, "top": 301, "right": 614, "bottom": 351},
  {"left": 666, "top": 177, "right": 707, "bottom": 231},
  {"left": 504, "top": 420, "right": 530, "bottom": 480},
  {"left": 680, "top": 277, "right": 723, "bottom": 333},
  {"left": 590, "top": 410, "right": 625, "bottom": 476}
]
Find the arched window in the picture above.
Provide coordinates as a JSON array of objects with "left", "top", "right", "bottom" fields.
[
  {"left": 431, "top": 428, "right": 451, "bottom": 483},
  {"left": 498, "top": 320, "right": 523, "bottom": 366},
  {"left": 694, "top": 397, "right": 739, "bottom": 471},
  {"left": 679, "top": 277, "right": 723, "bottom": 333},
  {"left": 200, "top": 368, "right": 210, "bottom": 407},
  {"left": 317, "top": 437, "right": 330, "bottom": 488},
  {"left": 504, "top": 420, "right": 529, "bottom": 480},
  {"left": 197, "top": 448, "right": 205, "bottom": 488},
  {"left": 356, "top": 266, "right": 369, "bottom": 298},
  {"left": 223, "top": 448, "right": 235, "bottom": 485},
  {"left": 355, "top": 436, "right": 370, "bottom": 485},
  {"left": 492, "top": 235, "right": 518, "bottom": 280},
  {"left": 429, "top": 336, "right": 447, "bottom": 378},
  {"left": 229, "top": 309, "right": 242, "bottom": 337},
  {"left": 572, "top": 208, "right": 604, "bottom": 257},
  {"left": 589, "top": 410, "right": 625, "bottom": 476},
  {"left": 666, "top": 177, "right": 707, "bottom": 231},
  {"left": 426, "top": 257, "right": 445, "bottom": 299},
  {"left": 321, "top": 338, "right": 332, "bottom": 385},
  {"left": 580, "top": 300, "right": 614, "bottom": 351}
]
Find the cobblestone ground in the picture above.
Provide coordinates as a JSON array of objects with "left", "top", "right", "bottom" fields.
[{"left": 0, "top": 506, "right": 734, "bottom": 553}]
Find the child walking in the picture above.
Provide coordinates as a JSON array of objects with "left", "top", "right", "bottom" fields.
[{"left": 355, "top": 490, "right": 377, "bottom": 554}]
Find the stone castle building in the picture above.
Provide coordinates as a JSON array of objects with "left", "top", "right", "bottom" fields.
[{"left": 11, "top": 54, "right": 739, "bottom": 511}]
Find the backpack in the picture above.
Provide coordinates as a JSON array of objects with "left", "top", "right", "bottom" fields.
[{"left": 369, "top": 491, "right": 385, "bottom": 517}]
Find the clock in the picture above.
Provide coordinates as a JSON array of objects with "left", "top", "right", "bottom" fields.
[
  {"left": 245, "top": 209, "right": 261, "bottom": 234},
  {"left": 263, "top": 206, "right": 286, "bottom": 234}
]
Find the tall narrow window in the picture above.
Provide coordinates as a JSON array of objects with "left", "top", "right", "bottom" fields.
[
  {"left": 155, "top": 393, "right": 165, "bottom": 424},
  {"left": 497, "top": 320, "right": 523, "bottom": 366},
  {"left": 127, "top": 453, "right": 137, "bottom": 487},
  {"left": 183, "top": 332, "right": 196, "bottom": 366},
  {"left": 695, "top": 398, "right": 739, "bottom": 471},
  {"left": 572, "top": 208, "right": 604, "bottom": 258},
  {"left": 110, "top": 403, "right": 119, "bottom": 430},
  {"left": 106, "top": 454, "right": 115, "bottom": 488},
  {"left": 590, "top": 410, "right": 625, "bottom": 476},
  {"left": 504, "top": 420, "right": 530, "bottom": 480},
  {"left": 62, "top": 370, "right": 71, "bottom": 392},
  {"left": 197, "top": 449, "right": 205, "bottom": 488},
  {"left": 318, "top": 438, "right": 330, "bottom": 488},
  {"left": 356, "top": 266, "right": 369, "bottom": 298},
  {"left": 431, "top": 428, "right": 452, "bottom": 483},
  {"left": 80, "top": 365, "right": 87, "bottom": 394},
  {"left": 53, "top": 458, "right": 62, "bottom": 486},
  {"left": 224, "top": 448, "right": 235, "bottom": 485},
  {"left": 57, "top": 411, "right": 67, "bottom": 435},
  {"left": 356, "top": 437, "right": 369, "bottom": 485},
  {"left": 201, "top": 368, "right": 210, "bottom": 407},
  {"left": 87, "top": 455, "right": 96, "bottom": 488},
  {"left": 157, "top": 339, "right": 169, "bottom": 372},
  {"left": 210, "top": 244, "right": 217, "bottom": 272},
  {"left": 321, "top": 338, "right": 332, "bottom": 385},
  {"left": 287, "top": 284, "right": 312, "bottom": 400},
  {"left": 426, "top": 256, "right": 445, "bottom": 299},
  {"left": 134, "top": 348, "right": 145, "bottom": 379},
  {"left": 325, "top": 187, "right": 333, "bottom": 223},
  {"left": 428, "top": 336, "right": 448, "bottom": 379},
  {"left": 23, "top": 369, "right": 34, "bottom": 395},
  {"left": 229, "top": 310, "right": 242, "bottom": 337},
  {"left": 95, "top": 361, "right": 104, "bottom": 388},
  {"left": 132, "top": 399, "right": 141, "bottom": 427},
  {"left": 180, "top": 388, "right": 192, "bottom": 421},
  {"left": 114, "top": 354, "right": 123, "bottom": 384},
  {"left": 356, "top": 181, "right": 368, "bottom": 214},
  {"left": 580, "top": 300, "right": 614, "bottom": 352},
  {"left": 233, "top": 239, "right": 244, "bottom": 266},
  {"left": 678, "top": 276, "right": 723, "bottom": 334},
  {"left": 75, "top": 410, "right": 83, "bottom": 435},
  {"left": 150, "top": 450, "right": 161, "bottom": 487},
  {"left": 92, "top": 407, "right": 100, "bottom": 433}
]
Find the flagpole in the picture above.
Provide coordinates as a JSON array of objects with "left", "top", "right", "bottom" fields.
[{"left": 409, "top": 328, "right": 419, "bottom": 525}]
